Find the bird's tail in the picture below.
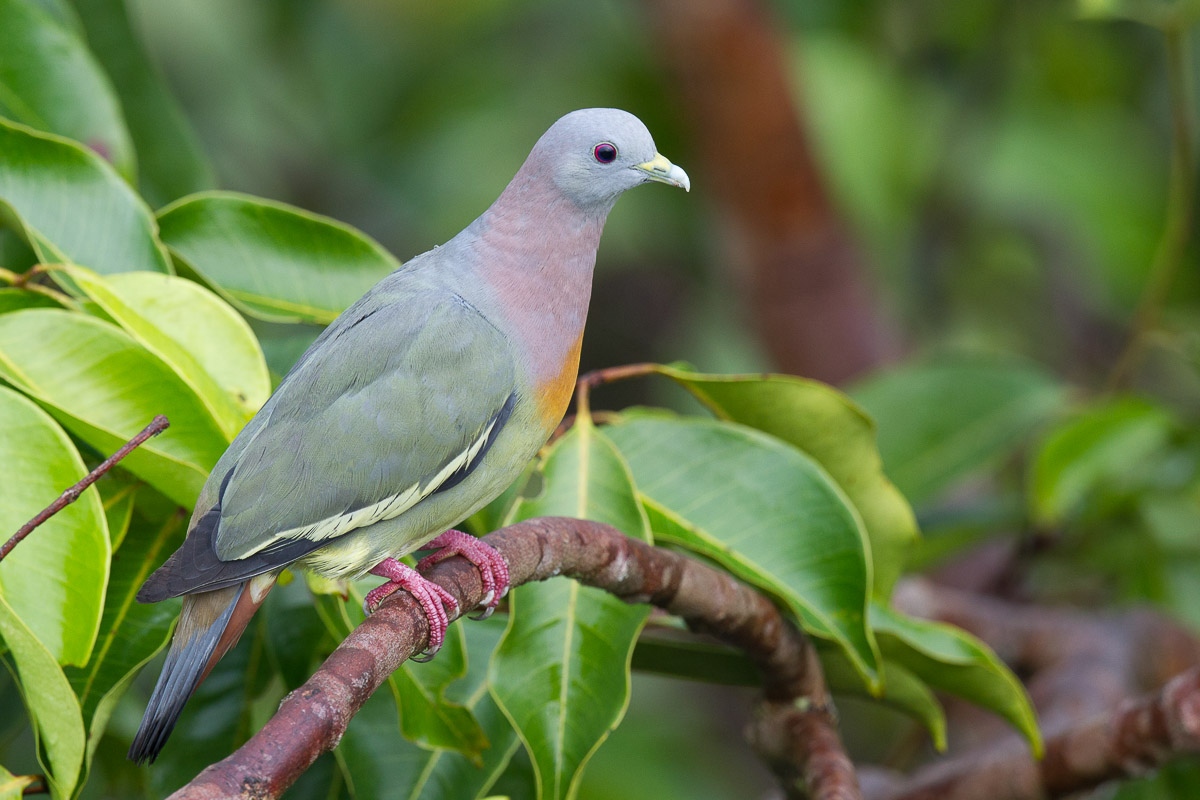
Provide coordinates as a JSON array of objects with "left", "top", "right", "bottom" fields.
[{"left": 127, "top": 573, "right": 276, "bottom": 764}]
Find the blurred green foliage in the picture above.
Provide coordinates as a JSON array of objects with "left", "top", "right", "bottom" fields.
[{"left": 1, "top": 0, "right": 1199, "bottom": 798}]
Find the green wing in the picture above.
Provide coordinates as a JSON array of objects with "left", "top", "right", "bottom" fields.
[{"left": 211, "top": 274, "right": 516, "bottom": 561}]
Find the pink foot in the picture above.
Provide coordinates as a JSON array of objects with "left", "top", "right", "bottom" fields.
[
  {"left": 417, "top": 530, "right": 510, "bottom": 620},
  {"left": 364, "top": 557, "right": 459, "bottom": 661}
]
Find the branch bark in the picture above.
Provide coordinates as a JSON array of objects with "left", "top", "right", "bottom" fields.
[
  {"left": 866, "top": 667, "right": 1200, "bottom": 800},
  {"left": 861, "top": 578, "right": 1200, "bottom": 799},
  {"left": 169, "top": 517, "right": 860, "bottom": 800}
]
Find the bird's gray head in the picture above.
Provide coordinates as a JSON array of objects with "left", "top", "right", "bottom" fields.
[{"left": 531, "top": 108, "right": 690, "bottom": 210}]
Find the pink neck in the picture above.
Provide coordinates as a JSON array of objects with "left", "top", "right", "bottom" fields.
[{"left": 465, "top": 167, "right": 609, "bottom": 387}]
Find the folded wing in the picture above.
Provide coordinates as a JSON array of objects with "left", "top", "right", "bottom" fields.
[{"left": 138, "top": 276, "right": 517, "bottom": 601}]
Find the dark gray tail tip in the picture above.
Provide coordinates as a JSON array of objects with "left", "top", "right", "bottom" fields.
[
  {"left": 128, "top": 717, "right": 172, "bottom": 765},
  {"left": 136, "top": 579, "right": 169, "bottom": 604}
]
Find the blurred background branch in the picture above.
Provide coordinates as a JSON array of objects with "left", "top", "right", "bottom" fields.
[{"left": 642, "top": 0, "right": 901, "bottom": 385}]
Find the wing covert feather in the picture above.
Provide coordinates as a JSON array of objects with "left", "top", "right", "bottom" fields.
[{"left": 211, "top": 278, "right": 516, "bottom": 560}]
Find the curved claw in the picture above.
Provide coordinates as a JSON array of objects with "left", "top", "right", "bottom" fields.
[
  {"left": 417, "top": 530, "right": 510, "bottom": 618},
  {"left": 364, "top": 558, "right": 459, "bottom": 658},
  {"left": 469, "top": 593, "right": 497, "bottom": 621}
]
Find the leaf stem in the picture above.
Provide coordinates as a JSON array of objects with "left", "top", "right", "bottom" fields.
[
  {"left": 1108, "top": 27, "right": 1195, "bottom": 388},
  {"left": 0, "top": 263, "right": 77, "bottom": 308},
  {"left": 573, "top": 362, "right": 661, "bottom": 419},
  {"left": 0, "top": 415, "right": 170, "bottom": 563},
  {"left": 19, "top": 775, "right": 47, "bottom": 796}
]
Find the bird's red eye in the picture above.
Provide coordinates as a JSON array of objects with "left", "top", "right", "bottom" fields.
[{"left": 593, "top": 143, "right": 617, "bottom": 163}]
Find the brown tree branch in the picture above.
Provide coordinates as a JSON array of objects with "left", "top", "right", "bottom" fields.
[
  {"left": 866, "top": 667, "right": 1200, "bottom": 800},
  {"left": 894, "top": 579, "right": 1200, "bottom": 728},
  {"left": 168, "top": 518, "right": 859, "bottom": 800},
  {"left": 0, "top": 414, "right": 169, "bottom": 563},
  {"left": 860, "top": 578, "right": 1200, "bottom": 799}
]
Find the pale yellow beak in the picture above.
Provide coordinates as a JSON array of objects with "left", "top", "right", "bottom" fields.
[{"left": 634, "top": 153, "right": 690, "bottom": 192}]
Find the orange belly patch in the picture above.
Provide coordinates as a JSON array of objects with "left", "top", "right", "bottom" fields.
[{"left": 535, "top": 332, "right": 584, "bottom": 428}]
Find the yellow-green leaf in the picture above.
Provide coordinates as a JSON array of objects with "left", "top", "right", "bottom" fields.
[
  {"left": 852, "top": 359, "right": 1064, "bottom": 505},
  {"left": 0, "top": 594, "right": 84, "bottom": 799},
  {"left": 0, "top": 309, "right": 228, "bottom": 507},
  {"left": 67, "top": 266, "right": 270, "bottom": 436},
  {"left": 1030, "top": 397, "right": 1172, "bottom": 525},
  {"left": 0, "top": 386, "right": 108, "bottom": 666}
]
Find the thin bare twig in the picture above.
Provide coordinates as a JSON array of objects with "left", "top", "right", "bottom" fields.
[
  {"left": 574, "top": 362, "right": 660, "bottom": 417},
  {"left": 6, "top": 263, "right": 57, "bottom": 289},
  {"left": 0, "top": 264, "right": 75, "bottom": 308},
  {"left": 169, "top": 517, "right": 860, "bottom": 800},
  {"left": 0, "top": 415, "right": 169, "bottom": 563},
  {"left": 18, "top": 775, "right": 47, "bottom": 796}
]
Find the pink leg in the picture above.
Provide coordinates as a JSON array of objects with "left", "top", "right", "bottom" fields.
[
  {"left": 363, "top": 557, "right": 459, "bottom": 661},
  {"left": 416, "top": 530, "right": 511, "bottom": 620}
]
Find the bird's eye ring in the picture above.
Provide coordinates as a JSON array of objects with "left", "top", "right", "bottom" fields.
[{"left": 593, "top": 143, "right": 618, "bottom": 163}]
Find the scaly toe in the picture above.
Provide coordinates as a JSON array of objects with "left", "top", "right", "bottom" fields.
[
  {"left": 364, "top": 557, "right": 459, "bottom": 660},
  {"left": 417, "top": 530, "right": 510, "bottom": 618}
]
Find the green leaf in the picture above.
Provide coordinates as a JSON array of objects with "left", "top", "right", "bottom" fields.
[
  {"left": 67, "top": 266, "right": 270, "bottom": 436},
  {"left": 657, "top": 366, "right": 919, "bottom": 598},
  {"left": 157, "top": 191, "right": 397, "bottom": 324},
  {"left": 1110, "top": 754, "right": 1200, "bottom": 799},
  {"left": 1077, "top": 0, "right": 1199, "bottom": 28},
  {"left": 401, "top": 617, "right": 521, "bottom": 800},
  {"left": 630, "top": 630, "right": 761, "bottom": 687},
  {"left": 852, "top": 359, "right": 1065, "bottom": 505},
  {"left": 490, "top": 420, "right": 652, "bottom": 800},
  {"left": 389, "top": 642, "right": 489, "bottom": 762},
  {"left": 22, "top": 0, "right": 82, "bottom": 31},
  {"left": 0, "top": 0, "right": 135, "bottom": 178},
  {"left": 0, "top": 119, "right": 170, "bottom": 273},
  {"left": 96, "top": 471, "right": 137, "bottom": 551},
  {"left": 262, "top": 578, "right": 336, "bottom": 692},
  {"left": 0, "top": 309, "right": 229, "bottom": 507},
  {"left": 631, "top": 627, "right": 949, "bottom": 751},
  {"left": 247, "top": 318, "right": 322, "bottom": 383},
  {"left": 1030, "top": 398, "right": 1173, "bottom": 525},
  {"left": 310, "top": 584, "right": 488, "bottom": 759},
  {"left": 0, "top": 288, "right": 61, "bottom": 314},
  {"left": 68, "top": 0, "right": 216, "bottom": 206},
  {"left": 0, "top": 766, "right": 36, "bottom": 800},
  {"left": 821, "top": 648, "right": 947, "bottom": 751},
  {"left": 0, "top": 386, "right": 109, "bottom": 666},
  {"left": 871, "top": 604, "right": 1042, "bottom": 756},
  {"left": 335, "top": 691, "right": 431, "bottom": 799},
  {"left": 0, "top": 229, "right": 39, "bottom": 271},
  {"left": 0, "top": 594, "right": 84, "bottom": 799},
  {"left": 604, "top": 412, "right": 880, "bottom": 686},
  {"left": 337, "top": 616, "right": 520, "bottom": 800},
  {"left": 64, "top": 509, "right": 182, "bottom": 777}
]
